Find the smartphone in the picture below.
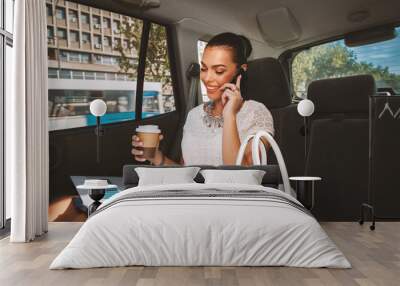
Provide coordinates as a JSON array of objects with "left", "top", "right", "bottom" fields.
[
  {"left": 222, "top": 68, "right": 246, "bottom": 106},
  {"left": 230, "top": 67, "right": 245, "bottom": 84}
]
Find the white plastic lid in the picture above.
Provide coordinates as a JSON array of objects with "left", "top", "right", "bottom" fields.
[
  {"left": 76, "top": 179, "right": 118, "bottom": 189},
  {"left": 84, "top": 179, "right": 108, "bottom": 187},
  {"left": 289, "top": 176, "right": 322, "bottom": 181},
  {"left": 136, "top": 125, "right": 161, "bottom": 133}
]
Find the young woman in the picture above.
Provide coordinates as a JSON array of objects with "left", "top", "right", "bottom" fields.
[{"left": 132, "top": 32, "right": 274, "bottom": 166}]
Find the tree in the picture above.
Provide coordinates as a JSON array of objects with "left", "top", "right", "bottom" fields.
[
  {"left": 114, "top": 19, "right": 142, "bottom": 76},
  {"left": 292, "top": 42, "right": 400, "bottom": 97},
  {"left": 115, "top": 20, "right": 171, "bottom": 91}
]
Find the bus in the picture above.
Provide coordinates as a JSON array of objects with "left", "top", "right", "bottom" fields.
[{"left": 48, "top": 76, "right": 167, "bottom": 131}]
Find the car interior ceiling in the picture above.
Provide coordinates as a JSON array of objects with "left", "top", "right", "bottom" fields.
[{"left": 48, "top": 0, "right": 400, "bottom": 221}]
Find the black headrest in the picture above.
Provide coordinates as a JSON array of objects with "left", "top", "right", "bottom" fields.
[
  {"left": 122, "top": 164, "right": 282, "bottom": 188},
  {"left": 245, "top": 57, "right": 291, "bottom": 109},
  {"left": 308, "top": 75, "right": 376, "bottom": 114}
]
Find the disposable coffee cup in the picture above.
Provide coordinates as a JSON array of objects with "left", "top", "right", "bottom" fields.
[{"left": 136, "top": 125, "right": 161, "bottom": 159}]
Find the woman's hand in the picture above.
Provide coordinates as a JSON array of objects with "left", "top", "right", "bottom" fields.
[
  {"left": 131, "top": 134, "right": 164, "bottom": 164},
  {"left": 220, "top": 75, "right": 243, "bottom": 119}
]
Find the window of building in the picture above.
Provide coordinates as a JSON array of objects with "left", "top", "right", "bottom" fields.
[
  {"left": 48, "top": 48, "right": 56, "bottom": 60},
  {"left": 112, "top": 20, "right": 120, "bottom": 33},
  {"left": 113, "top": 38, "right": 121, "bottom": 49},
  {"left": 103, "top": 36, "right": 111, "bottom": 47},
  {"left": 69, "top": 52, "right": 80, "bottom": 62},
  {"left": 82, "top": 32, "right": 90, "bottom": 43},
  {"left": 69, "top": 30, "right": 79, "bottom": 42},
  {"left": 68, "top": 9, "right": 78, "bottom": 23},
  {"left": 93, "top": 35, "right": 101, "bottom": 48},
  {"left": 96, "top": 72, "right": 106, "bottom": 80},
  {"left": 57, "top": 28, "right": 67, "bottom": 39},
  {"left": 291, "top": 26, "right": 400, "bottom": 98},
  {"left": 48, "top": 68, "right": 58, "bottom": 78},
  {"left": 81, "top": 53, "right": 90, "bottom": 63},
  {"left": 72, "top": 71, "right": 84, "bottom": 79},
  {"left": 93, "top": 54, "right": 102, "bottom": 64},
  {"left": 106, "top": 73, "right": 116, "bottom": 80},
  {"left": 85, "top": 72, "right": 95, "bottom": 80},
  {"left": 46, "top": 4, "right": 53, "bottom": 17},
  {"left": 47, "top": 27, "right": 54, "bottom": 39},
  {"left": 59, "top": 50, "right": 68, "bottom": 61},
  {"left": 56, "top": 7, "right": 66, "bottom": 20},
  {"left": 112, "top": 57, "right": 119, "bottom": 65},
  {"left": 117, "top": 74, "right": 127, "bottom": 81},
  {"left": 102, "top": 17, "right": 111, "bottom": 29},
  {"left": 102, "top": 56, "right": 113, "bottom": 64},
  {"left": 59, "top": 69, "right": 72, "bottom": 79},
  {"left": 92, "top": 15, "right": 101, "bottom": 28},
  {"left": 80, "top": 13, "right": 90, "bottom": 25},
  {"left": 142, "top": 23, "right": 176, "bottom": 117}
]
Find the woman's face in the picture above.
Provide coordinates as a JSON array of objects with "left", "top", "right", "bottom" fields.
[{"left": 200, "top": 46, "right": 238, "bottom": 101}]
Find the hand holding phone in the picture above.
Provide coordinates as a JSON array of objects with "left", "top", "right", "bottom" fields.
[{"left": 220, "top": 71, "right": 244, "bottom": 117}]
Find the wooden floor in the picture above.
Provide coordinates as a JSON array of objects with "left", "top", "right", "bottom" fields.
[{"left": 0, "top": 222, "right": 399, "bottom": 286}]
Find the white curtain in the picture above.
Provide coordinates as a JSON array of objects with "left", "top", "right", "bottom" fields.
[{"left": 7, "top": 0, "right": 49, "bottom": 242}]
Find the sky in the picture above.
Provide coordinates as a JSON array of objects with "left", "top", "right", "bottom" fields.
[{"left": 349, "top": 27, "right": 400, "bottom": 75}]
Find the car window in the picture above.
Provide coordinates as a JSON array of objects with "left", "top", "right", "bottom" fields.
[
  {"left": 47, "top": 0, "right": 143, "bottom": 130},
  {"left": 197, "top": 40, "right": 208, "bottom": 102},
  {"left": 141, "top": 23, "right": 176, "bottom": 119},
  {"left": 47, "top": 0, "right": 176, "bottom": 130},
  {"left": 292, "top": 26, "right": 400, "bottom": 98}
]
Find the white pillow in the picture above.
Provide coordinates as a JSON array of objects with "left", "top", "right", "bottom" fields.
[
  {"left": 200, "top": 169, "right": 266, "bottom": 185},
  {"left": 135, "top": 167, "right": 201, "bottom": 186}
]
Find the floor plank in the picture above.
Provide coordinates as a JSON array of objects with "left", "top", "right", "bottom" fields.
[{"left": 0, "top": 222, "right": 399, "bottom": 286}]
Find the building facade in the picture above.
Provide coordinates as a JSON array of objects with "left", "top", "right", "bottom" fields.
[
  {"left": 45, "top": 0, "right": 174, "bottom": 130},
  {"left": 46, "top": 0, "right": 138, "bottom": 80}
]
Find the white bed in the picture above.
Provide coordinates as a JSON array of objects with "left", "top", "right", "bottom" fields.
[{"left": 50, "top": 183, "right": 350, "bottom": 269}]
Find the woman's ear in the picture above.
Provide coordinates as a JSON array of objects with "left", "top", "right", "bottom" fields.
[{"left": 241, "top": 64, "right": 248, "bottom": 71}]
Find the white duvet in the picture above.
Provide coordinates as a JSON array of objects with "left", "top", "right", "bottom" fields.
[{"left": 50, "top": 183, "right": 351, "bottom": 269}]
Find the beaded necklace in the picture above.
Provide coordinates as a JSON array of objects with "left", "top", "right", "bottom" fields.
[{"left": 202, "top": 101, "right": 224, "bottom": 129}]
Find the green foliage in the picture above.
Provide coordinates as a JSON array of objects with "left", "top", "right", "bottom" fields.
[
  {"left": 115, "top": 19, "right": 142, "bottom": 76},
  {"left": 292, "top": 42, "right": 400, "bottom": 97},
  {"left": 145, "top": 23, "right": 171, "bottom": 87},
  {"left": 115, "top": 20, "right": 171, "bottom": 89}
]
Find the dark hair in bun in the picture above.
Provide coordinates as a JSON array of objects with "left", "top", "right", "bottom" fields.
[{"left": 206, "top": 32, "right": 253, "bottom": 66}]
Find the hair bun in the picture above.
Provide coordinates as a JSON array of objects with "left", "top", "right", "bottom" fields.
[
  {"left": 206, "top": 32, "right": 252, "bottom": 65},
  {"left": 238, "top": 35, "right": 252, "bottom": 59}
]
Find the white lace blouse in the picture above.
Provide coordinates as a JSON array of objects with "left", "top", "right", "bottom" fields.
[{"left": 181, "top": 100, "right": 274, "bottom": 166}]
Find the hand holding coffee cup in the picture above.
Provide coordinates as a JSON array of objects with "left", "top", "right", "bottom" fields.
[{"left": 132, "top": 125, "right": 163, "bottom": 162}]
